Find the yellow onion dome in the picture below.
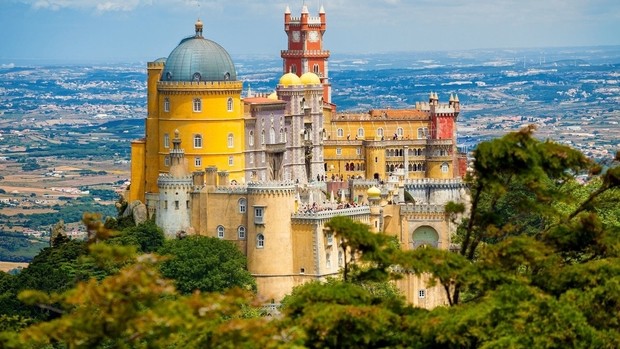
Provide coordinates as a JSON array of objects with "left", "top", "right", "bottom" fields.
[
  {"left": 267, "top": 91, "right": 278, "bottom": 100},
  {"left": 367, "top": 186, "right": 381, "bottom": 198},
  {"left": 300, "top": 72, "right": 321, "bottom": 85},
  {"left": 279, "top": 72, "right": 302, "bottom": 87}
]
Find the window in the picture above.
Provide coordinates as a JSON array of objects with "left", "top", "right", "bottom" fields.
[
  {"left": 163, "top": 97, "right": 170, "bottom": 112},
  {"left": 291, "top": 64, "right": 297, "bottom": 74},
  {"left": 217, "top": 225, "right": 225, "bottom": 239},
  {"left": 193, "top": 98, "right": 202, "bottom": 112},
  {"left": 227, "top": 133, "right": 234, "bottom": 148},
  {"left": 377, "top": 128, "right": 384, "bottom": 138},
  {"left": 338, "top": 249, "right": 344, "bottom": 267},
  {"left": 397, "top": 127, "right": 404, "bottom": 137},
  {"left": 261, "top": 130, "right": 265, "bottom": 145},
  {"left": 163, "top": 133, "right": 170, "bottom": 148},
  {"left": 238, "top": 226, "right": 246, "bottom": 239},
  {"left": 227, "top": 97, "right": 233, "bottom": 112},
  {"left": 164, "top": 156, "right": 170, "bottom": 167},
  {"left": 417, "top": 127, "right": 428, "bottom": 139},
  {"left": 192, "top": 72, "right": 201, "bottom": 81},
  {"left": 279, "top": 128, "right": 285, "bottom": 143},
  {"left": 194, "top": 157, "right": 201, "bottom": 167},
  {"left": 248, "top": 131, "right": 254, "bottom": 147},
  {"left": 262, "top": 153, "right": 266, "bottom": 163},
  {"left": 269, "top": 127, "right": 276, "bottom": 144},
  {"left": 194, "top": 134, "right": 202, "bottom": 148},
  {"left": 254, "top": 207, "right": 264, "bottom": 224},
  {"left": 174, "top": 200, "right": 179, "bottom": 210},
  {"left": 313, "top": 64, "right": 319, "bottom": 74},
  {"left": 418, "top": 289, "right": 426, "bottom": 299},
  {"left": 238, "top": 198, "right": 247, "bottom": 213},
  {"left": 337, "top": 128, "right": 344, "bottom": 137},
  {"left": 326, "top": 232, "right": 333, "bottom": 246},
  {"left": 163, "top": 200, "right": 168, "bottom": 209},
  {"left": 336, "top": 148, "right": 342, "bottom": 156},
  {"left": 356, "top": 147, "right": 362, "bottom": 156},
  {"left": 326, "top": 253, "right": 331, "bottom": 268},
  {"left": 256, "top": 233, "right": 264, "bottom": 248},
  {"left": 357, "top": 127, "right": 364, "bottom": 138},
  {"left": 441, "top": 162, "right": 449, "bottom": 173},
  {"left": 228, "top": 156, "right": 233, "bottom": 166},
  {"left": 249, "top": 153, "right": 254, "bottom": 164}
]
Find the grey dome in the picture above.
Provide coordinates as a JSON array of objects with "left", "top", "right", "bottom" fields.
[{"left": 161, "top": 35, "right": 237, "bottom": 82}]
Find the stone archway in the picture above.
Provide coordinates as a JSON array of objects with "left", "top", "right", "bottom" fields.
[{"left": 411, "top": 226, "right": 439, "bottom": 249}]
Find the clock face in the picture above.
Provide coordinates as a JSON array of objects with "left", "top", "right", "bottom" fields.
[
  {"left": 308, "top": 30, "right": 319, "bottom": 42},
  {"left": 292, "top": 31, "right": 301, "bottom": 42}
]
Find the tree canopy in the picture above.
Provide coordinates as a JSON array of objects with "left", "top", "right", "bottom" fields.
[{"left": 0, "top": 127, "right": 619, "bottom": 348}]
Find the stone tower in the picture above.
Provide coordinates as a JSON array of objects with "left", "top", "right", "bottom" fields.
[{"left": 156, "top": 130, "right": 193, "bottom": 238}]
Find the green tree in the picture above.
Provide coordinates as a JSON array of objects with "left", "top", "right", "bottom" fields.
[
  {"left": 158, "top": 236, "right": 256, "bottom": 294},
  {"left": 107, "top": 220, "right": 165, "bottom": 253}
]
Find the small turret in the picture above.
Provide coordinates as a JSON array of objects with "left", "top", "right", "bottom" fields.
[{"left": 284, "top": 5, "right": 291, "bottom": 26}]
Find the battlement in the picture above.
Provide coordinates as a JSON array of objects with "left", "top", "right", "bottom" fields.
[
  {"left": 247, "top": 181, "right": 297, "bottom": 195},
  {"left": 292, "top": 206, "right": 370, "bottom": 222},
  {"left": 158, "top": 80, "right": 243, "bottom": 91},
  {"left": 404, "top": 178, "right": 465, "bottom": 188},
  {"left": 400, "top": 203, "right": 446, "bottom": 214},
  {"left": 281, "top": 50, "right": 330, "bottom": 58}
]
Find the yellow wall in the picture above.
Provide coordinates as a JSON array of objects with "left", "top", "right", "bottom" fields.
[{"left": 128, "top": 140, "right": 146, "bottom": 202}]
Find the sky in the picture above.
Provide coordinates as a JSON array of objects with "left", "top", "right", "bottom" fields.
[{"left": 1, "top": 0, "right": 619, "bottom": 64}]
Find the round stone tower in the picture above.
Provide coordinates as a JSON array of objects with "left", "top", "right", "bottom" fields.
[{"left": 157, "top": 130, "right": 193, "bottom": 238}]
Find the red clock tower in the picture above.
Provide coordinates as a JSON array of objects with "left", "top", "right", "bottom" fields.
[{"left": 282, "top": 4, "right": 331, "bottom": 103}]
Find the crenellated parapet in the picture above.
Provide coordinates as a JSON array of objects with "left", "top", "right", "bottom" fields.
[
  {"left": 246, "top": 181, "right": 297, "bottom": 195},
  {"left": 158, "top": 80, "right": 243, "bottom": 93},
  {"left": 292, "top": 206, "right": 370, "bottom": 223},
  {"left": 404, "top": 178, "right": 465, "bottom": 189},
  {"left": 157, "top": 174, "right": 193, "bottom": 190},
  {"left": 400, "top": 203, "right": 447, "bottom": 222}
]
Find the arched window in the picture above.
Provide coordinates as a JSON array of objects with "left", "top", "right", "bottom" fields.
[
  {"left": 193, "top": 98, "right": 202, "bottom": 112},
  {"left": 261, "top": 130, "right": 265, "bottom": 144},
  {"left": 237, "top": 226, "right": 246, "bottom": 239},
  {"left": 270, "top": 127, "right": 276, "bottom": 144},
  {"left": 256, "top": 234, "right": 265, "bottom": 248},
  {"left": 163, "top": 97, "right": 170, "bottom": 112},
  {"left": 194, "top": 134, "right": 203, "bottom": 148},
  {"left": 227, "top": 97, "right": 233, "bottom": 112},
  {"left": 217, "top": 225, "right": 225, "bottom": 239},
  {"left": 284, "top": 128, "right": 287, "bottom": 142},
  {"left": 291, "top": 64, "right": 297, "bottom": 74},
  {"left": 337, "top": 128, "right": 344, "bottom": 137},
  {"left": 313, "top": 64, "right": 319, "bottom": 74},
  {"left": 248, "top": 131, "right": 254, "bottom": 147},
  {"left": 441, "top": 162, "right": 449, "bottom": 173},
  {"left": 345, "top": 163, "right": 350, "bottom": 171},
  {"left": 227, "top": 133, "right": 234, "bottom": 148},
  {"left": 338, "top": 249, "right": 344, "bottom": 267},
  {"left": 357, "top": 127, "right": 364, "bottom": 138},
  {"left": 279, "top": 128, "right": 285, "bottom": 143},
  {"left": 377, "top": 128, "right": 384, "bottom": 138},
  {"left": 238, "top": 198, "right": 246, "bottom": 213},
  {"left": 397, "top": 127, "right": 404, "bottom": 137},
  {"left": 163, "top": 133, "right": 170, "bottom": 148},
  {"left": 326, "top": 252, "right": 331, "bottom": 268}
]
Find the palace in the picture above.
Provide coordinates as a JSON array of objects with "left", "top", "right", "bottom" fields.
[{"left": 128, "top": 5, "right": 468, "bottom": 308}]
